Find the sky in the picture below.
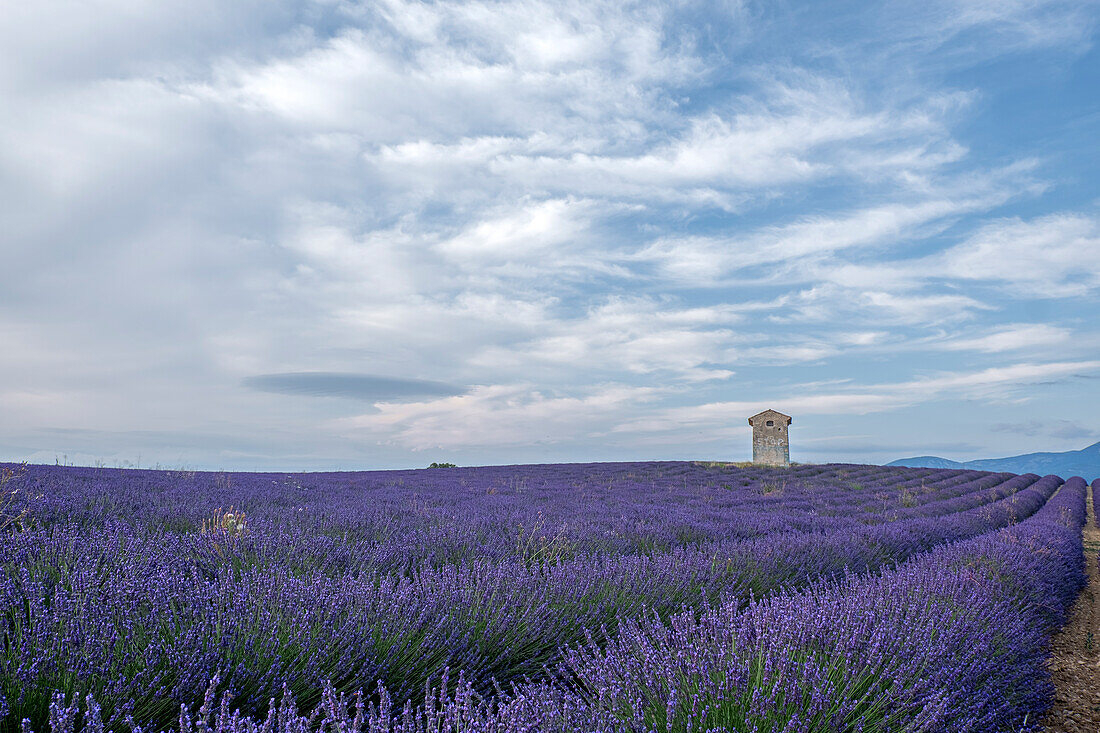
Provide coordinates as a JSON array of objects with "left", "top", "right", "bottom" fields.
[{"left": 2, "top": 0, "right": 1099, "bottom": 471}]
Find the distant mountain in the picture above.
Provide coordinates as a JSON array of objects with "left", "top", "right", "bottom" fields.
[
  {"left": 887, "top": 455, "right": 967, "bottom": 469},
  {"left": 888, "top": 441, "right": 1100, "bottom": 481}
]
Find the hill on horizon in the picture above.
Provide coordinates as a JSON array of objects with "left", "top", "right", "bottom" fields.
[{"left": 888, "top": 440, "right": 1100, "bottom": 481}]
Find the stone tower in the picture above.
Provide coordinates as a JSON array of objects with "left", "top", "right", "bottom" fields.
[{"left": 748, "top": 409, "right": 791, "bottom": 466}]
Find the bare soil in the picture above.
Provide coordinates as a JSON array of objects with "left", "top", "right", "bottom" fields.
[{"left": 1042, "top": 490, "right": 1100, "bottom": 732}]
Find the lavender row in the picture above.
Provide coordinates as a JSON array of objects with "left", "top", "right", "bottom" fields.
[
  {"left": 167, "top": 471, "right": 1050, "bottom": 586},
  {"left": 6, "top": 463, "right": 1037, "bottom": 569},
  {"left": 1093, "top": 479, "right": 1099, "bottom": 590},
  {"left": 0, "top": 468, "right": 1062, "bottom": 730},
  {"left": 553, "top": 476, "right": 1088, "bottom": 731},
  {"left": 1093, "top": 478, "right": 1100, "bottom": 527},
  {"left": 32, "top": 476, "right": 1084, "bottom": 733}
]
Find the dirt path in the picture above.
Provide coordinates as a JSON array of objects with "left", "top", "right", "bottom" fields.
[{"left": 1042, "top": 488, "right": 1100, "bottom": 732}]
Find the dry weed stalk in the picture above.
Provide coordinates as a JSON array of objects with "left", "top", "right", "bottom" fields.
[
  {"left": 201, "top": 506, "right": 248, "bottom": 537},
  {"left": 1, "top": 463, "right": 35, "bottom": 533}
]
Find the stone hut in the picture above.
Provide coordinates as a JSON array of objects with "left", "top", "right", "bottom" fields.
[{"left": 748, "top": 409, "right": 791, "bottom": 466}]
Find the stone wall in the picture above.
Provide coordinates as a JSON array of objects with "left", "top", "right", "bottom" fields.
[
  {"left": 750, "top": 411, "right": 790, "bottom": 466},
  {"left": 753, "top": 428, "right": 790, "bottom": 466}
]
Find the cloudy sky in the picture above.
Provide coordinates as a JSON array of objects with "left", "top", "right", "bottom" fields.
[{"left": 2, "top": 0, "right": 1099, "bottom": 471}]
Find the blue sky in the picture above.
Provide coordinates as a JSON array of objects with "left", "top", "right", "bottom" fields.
[{"left": 2, "top": 0, "right": 1099, "bottom": 471}]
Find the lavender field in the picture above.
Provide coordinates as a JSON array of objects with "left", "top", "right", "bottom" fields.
[{"left": 0, "top": 462, "right": 1089, "bottom": 732}]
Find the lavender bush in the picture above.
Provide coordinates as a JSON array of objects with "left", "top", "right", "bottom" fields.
[
  {"left": 1093, "top": 478, "right": 1100, "bottom": 527},
  {"left": 557, "top": 476, "right": 1087, "bottom": 732},
  {"left": 0, "top": 462, "right": 1086, "bottom": 732}
]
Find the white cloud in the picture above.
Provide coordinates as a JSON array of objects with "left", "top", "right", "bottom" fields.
[
  {"left": 195, "top": 1, "right": 696, "bottom": 142},
  {"left": 936, "top": 213, "right": 1100, "bottom": 295},
  {"left": 349, "top": 67, "right": 977, "bottom": 216},
  {"left": 934, "top": 0, "right": 1096, "bottom": 52},
  {"left": 617, "top": 359, "right": 1100, "bottom": 435},
  {"left": 467, "top": 297, "right": 743, "bottom": 380},
  {"left": 337, "top": 383, "right": 662, "bottom": 449},
  {"left": 633, "top": 158, "right": 1037, "bottom": 285},
  {"left": 2, "top": 0, "right": 1098, "bottom": 468},
  {"left": 765, "top": 285, "right": 990, "bottom": 326},
  {"left": 636, "top": 197, "right": 990, "bottom": 282},
  {"left": 0, "top": 78, "right": 210, "bottom": 220},
  {"left": 481, "top": 85, "right": 969, "bottom": 206},
  {"left": 934, "top": 323, "right": 1072, "bottom": 352},
  {"left": 434, "top": 198, "right": 619, "bottom": 278}
]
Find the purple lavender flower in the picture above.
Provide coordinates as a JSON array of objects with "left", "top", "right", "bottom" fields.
[{"left": 0, "top": 462, "right": 1088, "bottom": 732}]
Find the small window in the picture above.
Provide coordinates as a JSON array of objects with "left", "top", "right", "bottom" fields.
[{"left": 765, "top": 420, "right": 774, "bottom": 426}]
